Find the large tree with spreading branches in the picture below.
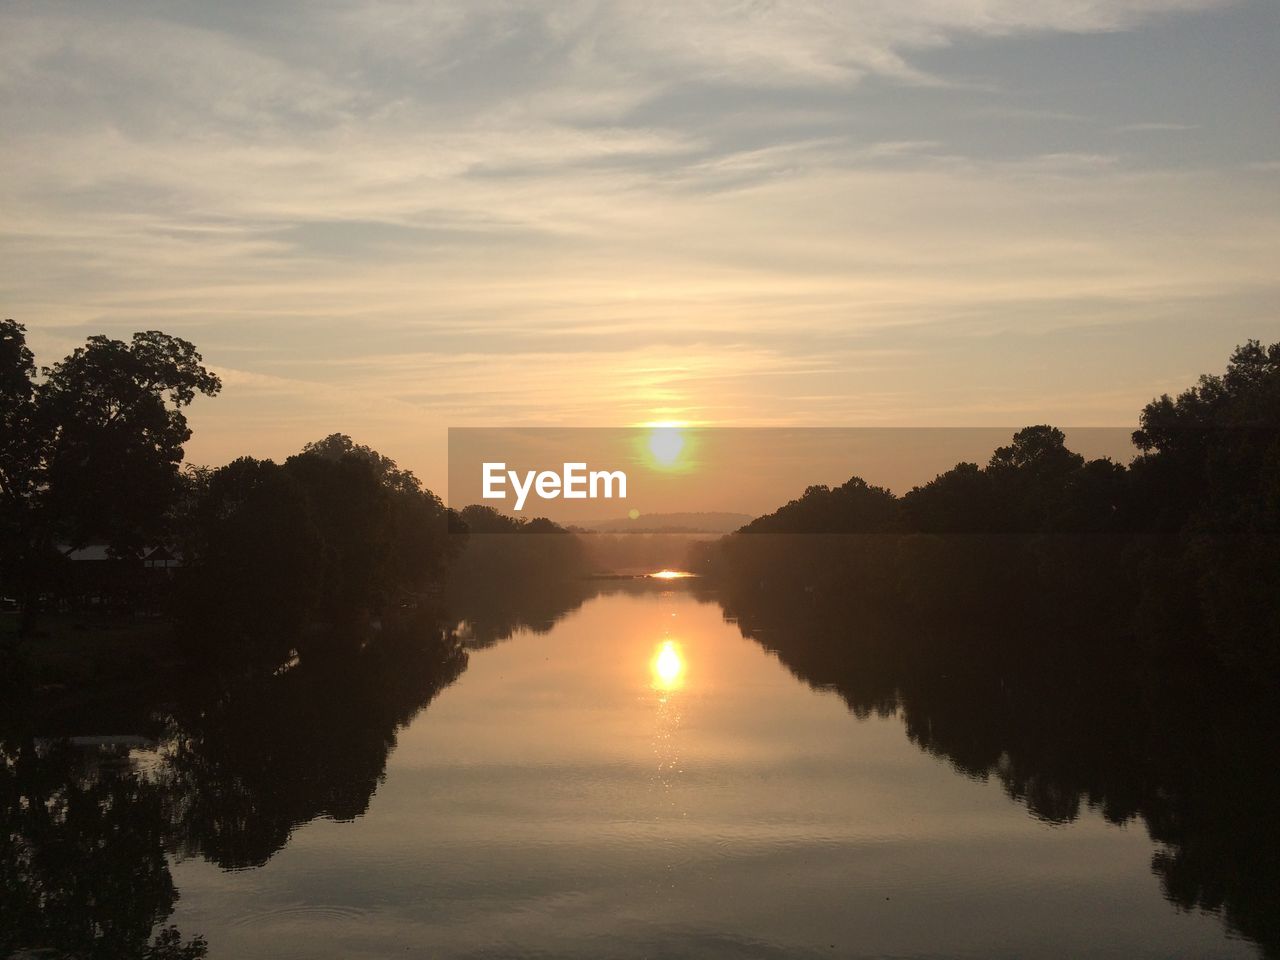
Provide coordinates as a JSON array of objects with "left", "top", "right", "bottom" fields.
[{"left": 0, "top": 320, "right": 221, "bottom": 633}]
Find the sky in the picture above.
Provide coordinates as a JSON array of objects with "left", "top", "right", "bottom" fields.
[{"left": 2, "top": 0, "right": 1278, "bottom": 495}]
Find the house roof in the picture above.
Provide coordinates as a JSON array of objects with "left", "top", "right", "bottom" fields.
[
  {"left": 60, "top": 544, "right": 183, "bottom": 563},
  {"left": 63, "top": 544, "right": 114, "bottom": 562}
]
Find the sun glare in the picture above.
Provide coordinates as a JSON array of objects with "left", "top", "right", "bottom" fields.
[
  {"left": 651, "top": 640, "right": 685, "bottom": 691},
  {"left": 649, "top": 569, "right": 693, "bottom": 580},
  {"left": 647, "top": 425, "right": 685, "bottom": 466},
  {"left": 632, "top": 421, "right": 698, "bottom": 476}
]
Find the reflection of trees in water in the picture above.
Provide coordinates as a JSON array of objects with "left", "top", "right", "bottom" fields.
[
  {"left": 0, "top": 568, "right": 627, "bottom": 956},
  {"left": 446, "top": 571, "right": 596, "bottom": 650},
  {"left": 0, "top": 740, "right": 207, "bottom": 959},
  {"left": 712, "top": 571, "right": 1280, "bottom": 958},
  {"left": 0, "top": 610, "right": 466, "bottom": 957},
  {"left": 160, "top": 612, "right": 467, "bottom": 870},
  {"left": 444, "top": 567, "right": 690, "bottom": 649},
  {"left": 10, "top": 564, "right": 1270, "bottom": 956},
  {"left": 0, "top": 576, "right": 600, "bottom": 958}
]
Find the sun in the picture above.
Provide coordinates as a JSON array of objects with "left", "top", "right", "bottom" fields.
[
  {"left": 633, "top": 421, "right": 699, "bottom": 475},
  {"left": 647, "top": 425, "right": 685, "bottom": 466}
]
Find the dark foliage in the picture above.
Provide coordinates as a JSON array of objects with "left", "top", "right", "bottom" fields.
[
  {"left": 447, "top": 504, "right": 588, "bottom": 590},
  {"left": 0, "top": 320, "right": 221, "bottom": 633},
  {"left": 175, "top": 436, "right": 460, "bottom": 663},
  {"left": 701, "top": 341, "right": 1280, "bottom": 680}
]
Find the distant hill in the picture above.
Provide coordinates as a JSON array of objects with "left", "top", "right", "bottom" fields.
[{"left": 581, "top": 512, "right": 753, "bottom": 534}]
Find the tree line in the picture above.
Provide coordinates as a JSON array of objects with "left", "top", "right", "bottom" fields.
[
  {"left": 4, "top": 318, "right": 1275, "bottom": 676},
  {"left": 689, "top": 340, "right": 1280, "bottom": 955},
  {"left": 698, "top": 340, "right": 1280, "bottom": 680},
  {"left": 0, "top": 319, "right": 576, "bottom": 667}
]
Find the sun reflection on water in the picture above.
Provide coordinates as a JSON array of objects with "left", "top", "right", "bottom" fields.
[
  {"left": 648, "top": 569, "right": 693, "bottom": 580},
  {"left": 651, "top": 639, "right": 685, "bottom": 692},
  {"left": 650, "top": 637, "right": 686, "bottom": 807}
]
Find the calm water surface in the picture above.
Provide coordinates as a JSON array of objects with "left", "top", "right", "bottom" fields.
[{"left": 161, "top": 585, "right": 1257, "bottom": 958}]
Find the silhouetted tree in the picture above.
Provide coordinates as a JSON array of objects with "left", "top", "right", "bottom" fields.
[
  {"left": 1130, "top": 340, "right": 1280, "bottom": 675},
  {"left": 448, "top": 504, "right": 587, "bottom": 588},
  {"left": 286, "top": 436, "right": 458, "bottom": 617},
  {"left": 301, "top": 432, "right": 423, "bottom": 495},
  {"left": 985, "top": 425, "right": 1086, "bottom": 531},
  {"left": 741, "top": 476, "right": 899, "bottom": 534},
  {"left": 175, "top": 457, "right": 324, "bottom": 663},
  {"left": 711, "top": 342, "right": 1280, "bottom": 675},
  {"left": 902, "top": 462, "right": 1000, "bottom": 533},
  {"left": 0, "top": 320, "right": 220, "bottom": 633},
  {"left": 176, "top": 437, "right": 459, "bottom": 662}
]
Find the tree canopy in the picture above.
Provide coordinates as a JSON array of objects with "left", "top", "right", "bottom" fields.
[
  {"left": 0, "top": 321, "right": 221, "bottom": 631},
  {"left": 712, "top": 340, "right": 1280, "bottom": 679}
]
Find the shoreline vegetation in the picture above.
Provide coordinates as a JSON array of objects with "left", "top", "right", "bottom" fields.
[
  {"left": 2, "top": 324, "right": 1278, "bottom": 699},
  {"left": 676, "top": 343, "right": 1280, "bottom": 955},
  {"left": 1, "top": 322, "right": 1278, "bottom": 958},
  {"left": 695, "top": 339, "right": 1280, "bottom": 686}
]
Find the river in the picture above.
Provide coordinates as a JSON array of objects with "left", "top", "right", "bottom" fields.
[{"left": 134, "top": 578, "right": 1262, "bottom": 958}]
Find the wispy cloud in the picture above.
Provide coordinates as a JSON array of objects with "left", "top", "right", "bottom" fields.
[
  {"left": 1, "top": 0, "right": 1273, "bottom": 487},
  {"left": 1116, "top": 121, "right": 1201, "bottom": 132}
]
